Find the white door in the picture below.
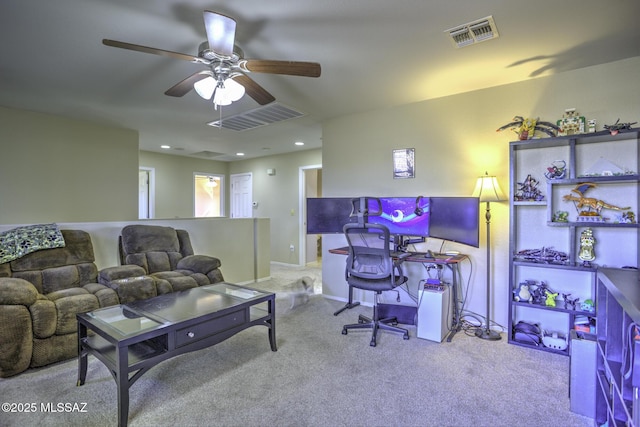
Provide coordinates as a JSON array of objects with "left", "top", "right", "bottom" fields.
[
  {"left": 138, "top": 170, "right": 150, "bottom": 219},
  {"left": 230, "top": 173, "right": 253, "bottom": 218}
]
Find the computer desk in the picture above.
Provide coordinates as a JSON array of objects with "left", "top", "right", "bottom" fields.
[{"left": 329, "top": 247, "right": 467, "bottom": 342}]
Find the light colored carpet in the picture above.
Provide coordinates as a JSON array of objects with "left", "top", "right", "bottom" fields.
[{"left": 1, "top": 262, "right": 592, "bottom": 427}]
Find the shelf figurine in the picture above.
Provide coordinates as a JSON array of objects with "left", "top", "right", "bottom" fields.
[
  {"left": 578, "top": 228, "right": 596, "bottom": 266},
  {"left": 580, "top": 299, "right": 595, "bottom": 313},
  {"left": 556, "top": 108, "right": 585, "bottom": 136},
  {"left": 497, "top": 116, "right": 560, "bottom": 140},
  {"left": 544, "top": 289, "right": 559, "bottom": 307},
  {"left": 544, "top": 160, "right": 566, "bottom": 180},
  {"left": 604, "top": 118, "right": 637, "bottom": 135},
  {"left": 562, "top": 293, "right": 580, "bottom": 311},
  {"left": 515, "top": 174, "right": 544, "bottom": 201},
  {"left": 513, "top": 281, "right": 534, "bottom": 303},
  {"left": 563, "top": 182, "right": 631, "bottom": 222},
  {"left": 553, "top": 211, "right": 569, "bottom": 222}
]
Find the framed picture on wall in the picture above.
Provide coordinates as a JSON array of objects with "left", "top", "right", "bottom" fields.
[{"left": 392, "top": 148, "right": 415, "bottom": 179}]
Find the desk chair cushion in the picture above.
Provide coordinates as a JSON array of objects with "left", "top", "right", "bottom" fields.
[{"left": 346, "top": 274, "right": 406, "bottom": 292}]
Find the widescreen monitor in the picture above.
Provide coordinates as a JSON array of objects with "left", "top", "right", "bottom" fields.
[
  {"left": 366, "top": 197, "right": 430, "bottom": 237},
  {"left": 306, "top": 198, "right": 356, "bottom": 234},
  {"left": 428, "top": 196, "right": 480, "bottom": 247}
]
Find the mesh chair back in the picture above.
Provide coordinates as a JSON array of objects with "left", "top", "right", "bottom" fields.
[{"left": 343, "top": 223, "right": 394, "bottom": 282}]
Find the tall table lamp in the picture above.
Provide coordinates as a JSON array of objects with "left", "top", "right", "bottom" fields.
[{"left": 472, "top": 172, "right": 507, "bottom": 340}]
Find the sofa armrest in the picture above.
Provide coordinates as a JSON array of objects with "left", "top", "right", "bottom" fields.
[
  {"left": 176, "top": 255, "right": 221, "bottom": 275},
  {"left": 83, "top": 283, "right": 120, "bottom": 307},
  {"left": 0, "top": 277, "right": 39, "bottom": 306},
  {"left": 98, "top": 265, "right": 147, "bottom": 284}
]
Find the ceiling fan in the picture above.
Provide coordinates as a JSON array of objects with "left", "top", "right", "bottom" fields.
[{"left": 102, "top": 10, "right": 321, "bottom": 107}]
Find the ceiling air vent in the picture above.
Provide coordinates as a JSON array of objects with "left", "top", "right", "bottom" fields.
[
  {"left": 207, "top": 102, "right": 305, "bottom": 131},
  {"left": 445, "top": 16, "right": 499, "bottom": 48},
  {"left": 190, "top": 150, "right": 225, "bottom": 158}
]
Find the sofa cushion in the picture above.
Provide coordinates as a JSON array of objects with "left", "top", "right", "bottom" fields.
[
  {"left": 108, "top": 276, "right": 157, "bottom": 304},
  {"left": 9, "top": 229, "right": 95, "bottom": 273},
  {"left": 52, "top": 293, "right": 99, "bottom": 335},
  {"left": 121, "top": 225, "right": 180, "bottom": 253}
]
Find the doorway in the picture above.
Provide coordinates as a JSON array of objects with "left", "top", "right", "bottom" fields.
[
  {"left": 230, "top": 173, "right": 253, "bottom": 218},
  {"left": 194, "top": 173, "right": 224, "bottom": 217},
  {"left": 138, "top": 167, "right": 155, "bottom": 219},
  {"left": 299, "top": 165, "right": 322, "bottom": 265}
]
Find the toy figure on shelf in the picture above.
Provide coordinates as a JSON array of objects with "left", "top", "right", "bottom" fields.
[
  {"left": 497, "top": 116, "right": 560, "bottom": 140},
  {"left": 513, "top": 281, "right": 534, "bottom": 303},
  {"left": 515, "top": 174, "right": 544, "bottom": 201},
  {"left": 580, "top": 299, "right": 595, "bottom": 313},
  {"left": 562, "top": 293, "right": 580, "bottom": 311},
  {"left": 563, "top": 182, "right": 631, "bottom": 222},
  {"left": 616, "top": 211, "right": 637, "bottom": 224},
  {"left": 526, "top": 280, "right": 555, "bottom": 306},
  {"left": 553, "top": 211, "right": 568, "bottom": 222},
  {"left": 604, "top": 118, "right": 637, "bottom": 135},
  {"left": 515, "top": 247, "right": 569, "bottom": 265},
  {"left": 545, "top": 290, "right": 559, "bottom": 307},
  {"left": 556, "top": 108, "right": 585, "bottom": 136},
  {"left": 578, "top": 228, "right": 596, "bottom": 266},
  {"left": 544, "top": 160, "right": 566, "bottom": 180}
]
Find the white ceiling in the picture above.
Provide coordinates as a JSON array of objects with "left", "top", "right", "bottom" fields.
[{"left": 1, "top": 0, "right": 639, "bottom": 161}]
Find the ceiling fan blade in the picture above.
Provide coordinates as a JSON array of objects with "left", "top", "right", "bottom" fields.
[
  {"left": 239, "top": 59, "right": 321, "bottom": 78},
  {"left": 233, "top": 75, "right": 276, "bottom": 105},
  {"left": 203, "top": 10, "right": 236, "bottom": 57},
  {"left": 102, "top": 39, "right": 200, "bottom": 63},
  {"left": 165, "top": 71, "right": 211, "bottom": 97}
]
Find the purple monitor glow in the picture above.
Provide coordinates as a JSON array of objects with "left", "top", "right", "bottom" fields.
[
  {"left": 428, "top": 197, "right": 480, "bottom": 247},
  {"left": 366, "top": 197, "right": 430, "bottom": 237}
]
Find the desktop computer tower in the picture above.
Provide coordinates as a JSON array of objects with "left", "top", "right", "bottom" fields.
[{"left": 416, "top": 285, "right": 452, "bottom": 342}]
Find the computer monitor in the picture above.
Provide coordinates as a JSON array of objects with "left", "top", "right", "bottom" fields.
[
  {"left": 428, "top": 196, "right": 480, "bottom": 247},
  {"left": 306, "top": 198, "right": 356, "bottom": 234},
  {"left": 366, "top": 197, "right": 430, "bottom": 237}
]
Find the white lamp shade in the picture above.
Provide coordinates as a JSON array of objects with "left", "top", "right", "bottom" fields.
[
  {"left": 211, "top": 78, "right": 245, "bottom": 106},
  {"left": 223, "top": 78, "right": 245, "bottom": 101},
  {"left": 213, "top": 87, "right": 233, "bottom": 106},
  {"left": 472, "top": 173, "right": 507, "bottom": 202},
  {"left": 194, "top": 76, "right": 216, "bottom": 100}
]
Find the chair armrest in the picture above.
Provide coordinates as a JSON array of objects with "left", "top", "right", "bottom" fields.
[
  {"left": 0, "top": 277, "right": 39, "bottom": 306},
  {"left": 176, "top": 255, "right": 221, "bottom": 275},
  {"left": 98, "top": 265, "right": 147, "bottom": 285},
  {"left": 83, "top": 283, "right": 120, "bottom": 307}
]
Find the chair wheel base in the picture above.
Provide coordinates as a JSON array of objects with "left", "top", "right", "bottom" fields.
[
  {"left": 342, "top": 328, "right": 348, "bottom": 335},
  {"left": 370, "top": 340, "right": 376, "bottom": 347},
  {"left": 403, "top": 333, "right": 409, "bottom": 340}
]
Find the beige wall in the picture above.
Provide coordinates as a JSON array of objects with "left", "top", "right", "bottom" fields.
[
  {"left": 229, "top": 148, "right": 322, "bottom": 264},
  {"left": 321, "top": 56, "right": 640, "bottom": 327},
  {"left": 0, "top": 106, "right": 139, "bottom": 223},
  {"left": 139, "top": 150, "right": 229, "bottom": 219}
]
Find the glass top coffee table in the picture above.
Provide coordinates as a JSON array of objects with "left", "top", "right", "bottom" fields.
[{"left": 76, "top": 282, "right": 276, "bottom": 427}]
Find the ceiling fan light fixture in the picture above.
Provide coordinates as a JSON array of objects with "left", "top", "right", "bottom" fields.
[
  {"left": 194, "top": 76, "right": 216, "bottom": 100},
  {"left": 212, "top": 77, "right": 245, "bottom": 106},
  {"left": 224, "top": 77, "right": 245, "bottom": 102}
]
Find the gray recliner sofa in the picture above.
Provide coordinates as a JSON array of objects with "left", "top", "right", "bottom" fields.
[
  {"left": 98, "top": 224, "right": 225, "bottom": 303},
  {"left": 0, "top": 229, "right": 120, "bottom": 378}
]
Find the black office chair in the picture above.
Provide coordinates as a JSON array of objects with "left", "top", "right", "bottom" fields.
[{"left": 341, "top": 222, "right": 410, "bottom": 346}]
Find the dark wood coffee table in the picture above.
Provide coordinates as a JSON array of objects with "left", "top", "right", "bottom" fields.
[{"left": 76, "top": 282, "right": 276, "bottom": 427}]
